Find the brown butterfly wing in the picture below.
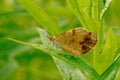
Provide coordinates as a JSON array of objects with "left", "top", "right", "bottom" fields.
[{"left": 54, "top": 28, "right": 97, "bottom": 56}]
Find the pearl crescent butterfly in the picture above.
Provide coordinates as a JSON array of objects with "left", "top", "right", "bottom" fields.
[{"left": 49, "top": 27, "right": 97, "bottom": 56}]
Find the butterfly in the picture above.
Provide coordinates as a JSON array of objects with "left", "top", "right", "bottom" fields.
[{"left": 49, "top": 27, "right": 98, "bottom": 56}]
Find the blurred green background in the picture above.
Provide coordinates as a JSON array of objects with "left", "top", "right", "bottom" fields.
[{"left": 0, "top": 0, "right": 120, "bottom": 80}]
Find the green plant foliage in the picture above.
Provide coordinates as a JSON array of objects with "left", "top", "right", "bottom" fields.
[
  {"left": 8, "top": 37, "right": 100, "bottom": 80},
  {"left": 67, "top": 0, "right": 97, "bottom": 31},
  {"left": 1, "top": 0, "right": 120, "bottom": 80},
  {"left": 17, "top": 0, "right": 61, "bottom": 36},
  {"left": 96, "top": 28, "right": 117, "bottom": 74},
  {"left": 100, "top": 0, "right": 112, "bottom": 20},
  {"left": 101, "top": 56, "right": 120, "bottom": 80},
  {"left": 8, "top": 28, "right": 101, "bottom": 79},
  {"left": 8, "top": 26, "right": 120, "bottom": 80}
]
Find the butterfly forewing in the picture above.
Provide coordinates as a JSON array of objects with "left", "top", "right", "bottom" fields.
[{"left": 53, "top": 27, "right": 97, "bottom": 56}]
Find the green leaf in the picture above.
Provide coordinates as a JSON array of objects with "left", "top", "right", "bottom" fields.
[
  {"left": 98, "top": 0, "right": 104, "bottom": 16},
  {"left": 90, "top": 1, "right": 105, "bottom": 63},
  {"left": 8, "top": 38, "right": 100, "bottom": 80},
  {"left": 115, "top": 35, "right": 120, "bottom": 58},
  {"left": 93, "top": 21, "right": 104, "bottom": 67},
  {"left": 9, "top": 37, "right": 40, "bottom": 58},
  {"left": 101, "top": 56, "right": 120, "bottom": 80},
  {"left": 97, "top": 21, "right": 105, "bottom": 53},
  {"left": 17, "top": 0, "right": 61, "bottom": 36},
  {"left": 67, "top": 0, "right": 97, "bottom": 32},
  {"left": 91, "top": 0, "right": 99, "bottom": 21},
  {"left": 91, "top": 0, "right": 104, "bottom": 21},
  {"left": 53, "top": 57, "right": 86, "bottom": 80},
  {"left": 77, "top": 0, "right": 91, "bottom": 16},
  {"left": 100, "top": 0, "right": 112, "bottom": 20},
  {"left": 95, "top": 28, "right": 117, "bottom": 74},
  {"left": 115, "top": 70, "right": 120, "bottom": 80}
]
